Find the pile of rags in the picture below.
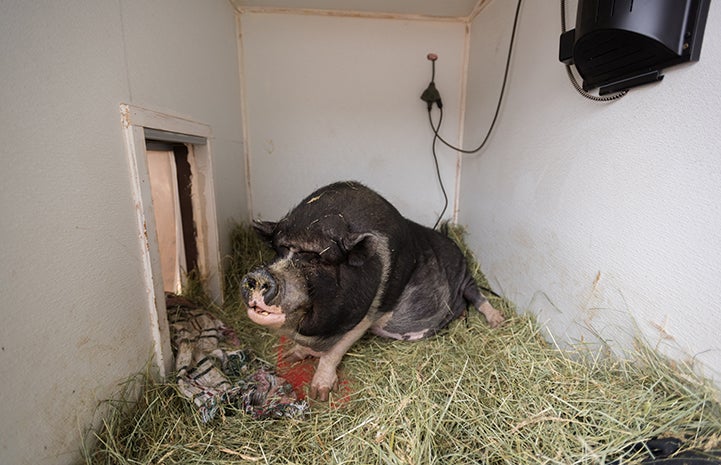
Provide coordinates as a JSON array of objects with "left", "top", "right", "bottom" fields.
[{"left": 166, "top": 294, "right": 308, "bottom": 422}]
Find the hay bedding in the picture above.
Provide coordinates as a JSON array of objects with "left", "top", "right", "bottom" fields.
[{"left": 84, "top": 224, "right": 721, "bottom": 465}]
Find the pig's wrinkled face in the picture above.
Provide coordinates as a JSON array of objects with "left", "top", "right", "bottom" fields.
[
  {"left": 241, "top": 214, "right": 382, "bottom": 344},
  {"left": 242, "top": 256, "right": 307, "bottom": 330}
]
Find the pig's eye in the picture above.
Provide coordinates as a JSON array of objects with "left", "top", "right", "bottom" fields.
[
  {"left": 296, "top": 251, "right": 322, "bottom": 265},
  {"left": 276, "top": 245, "right": 291, "bottom": 257}
]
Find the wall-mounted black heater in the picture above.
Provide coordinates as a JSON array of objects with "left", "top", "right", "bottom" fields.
[{"left": 559, "top": 0, "right": 710, "bottom": 95}]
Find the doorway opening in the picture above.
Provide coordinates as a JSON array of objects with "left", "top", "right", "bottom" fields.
[{"left": 146, "top": 141, "right": 199, "bottom": 294}]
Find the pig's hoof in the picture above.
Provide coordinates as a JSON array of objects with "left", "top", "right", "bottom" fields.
[
  {"left": 309, "top": 371, "right": 338, "bottom": 402},
  {"left": 310, "top": 385, "right": 332, "bottom": 402},
  {"left": 479, "top": 301, "right": 505, "bottom": 328},
  {"left": 283, "top": 343, "right": 321, "bottom": 363},
  {"left": 283, "top": 351, "right": 308, "bottom": 364},
  {"left": 486, "top": 312, "right": 505, "bottom": 328}
]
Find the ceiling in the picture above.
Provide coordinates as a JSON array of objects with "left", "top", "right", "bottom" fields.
[{"left": 229, "top": 0, "right": 487, "bottom": 19}]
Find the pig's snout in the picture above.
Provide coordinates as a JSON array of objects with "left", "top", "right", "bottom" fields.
[{"left": 241, "top": 268, "right": 278, "bottom": 305}]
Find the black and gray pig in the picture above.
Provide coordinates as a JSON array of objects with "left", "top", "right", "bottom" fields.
[{"left": 240, "top": 181, "right": 504, "bottom": 401}]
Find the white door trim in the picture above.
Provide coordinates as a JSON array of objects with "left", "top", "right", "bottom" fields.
[{"left": 120, "top": 103, "right": 221, "bottom": 377}]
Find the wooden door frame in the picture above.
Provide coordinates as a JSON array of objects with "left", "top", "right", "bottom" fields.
[{"left": 120, "top": 103, "right": 221, "bottom": 377}]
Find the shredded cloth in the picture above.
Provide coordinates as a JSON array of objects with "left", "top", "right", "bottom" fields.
[{"left": 166, "top": 294, "right": 308, "bottom": 421}]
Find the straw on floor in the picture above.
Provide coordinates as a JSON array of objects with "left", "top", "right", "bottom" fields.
[{"left": 84, "top": 223, "right": 721, "bottom": 465}]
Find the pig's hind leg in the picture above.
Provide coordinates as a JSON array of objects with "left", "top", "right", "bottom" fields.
[{"left": 463, "top": 278, "right": 504, "bottom": 328}]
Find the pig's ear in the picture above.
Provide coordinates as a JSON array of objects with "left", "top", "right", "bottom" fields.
[
  {"left": 252, "top": 220, "right": 277, "bottom": 242},
  {"left": 342, "top": 232, "right": 376, "bottom": 267}
]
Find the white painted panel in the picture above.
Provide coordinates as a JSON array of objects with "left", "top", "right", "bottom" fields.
[
  {"left": 0, "top": 1, "right": 245, "bottom": 464},
  {"left": 121, "top": 0, "right": 249, "bottom": 255},
  {"left": 240, "top": 12, "right": 466, "bottom": 225},
  {"left": 0, "top": 2, "right": 148, "bottom": 464},
  {"left": 460, "top": 0, "right": 721, "bottom": 383}
]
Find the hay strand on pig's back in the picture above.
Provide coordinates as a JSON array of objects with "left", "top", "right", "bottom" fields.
[{"left": 85, "top": 223, "right": 721, "bottom": 465}]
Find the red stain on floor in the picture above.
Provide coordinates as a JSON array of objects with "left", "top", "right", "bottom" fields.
[{"left": 275, "top": 336, "right": 352, "bottom": 407}]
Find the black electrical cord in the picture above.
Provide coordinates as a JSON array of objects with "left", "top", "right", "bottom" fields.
[
  {"left": 424, "top": 0, "right": 628, "bottom": 228},
  {"left": 426, "top": 0, "right": 523, "bottom": 156},
  {"left": 423, "top": 0, "right": 521, "bottom": 228},
  {"left": 430, "top": 108, "right": 447, "bottom": 230}
]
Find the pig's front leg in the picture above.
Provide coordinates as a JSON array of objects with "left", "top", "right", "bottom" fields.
[
  {"left": 310, "top": 316, "right": 373, "bottom": 401},
  {"left": 283, "top": 343, "right": 322, "bottom": 363}
]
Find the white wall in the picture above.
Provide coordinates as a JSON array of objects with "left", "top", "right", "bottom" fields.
[
  {"left": 121, "top": 1, "right": 248, "bottom": 243},
  {"left": 239, "top": 11, "right": 466, "bottom": 225},
  {"left": 460, "top": 0, "right": 721, "bottom": 381},
  {"left": 0, "top": 1, "right": 246, "bottom": 464}
]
